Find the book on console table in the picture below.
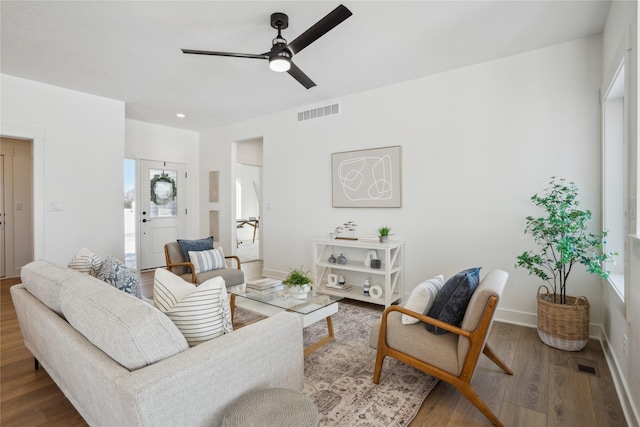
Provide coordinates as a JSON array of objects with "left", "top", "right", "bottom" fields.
[
  {"left": 358, "top": 236, "right": 380, "bottom": 243},
  {"left": 324, "top": 283, "right": 353, "bottom": 292}
]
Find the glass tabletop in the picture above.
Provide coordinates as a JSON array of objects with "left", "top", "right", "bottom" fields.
[{"left": 230, "top": 283, "right": 342, "bottom": 315}]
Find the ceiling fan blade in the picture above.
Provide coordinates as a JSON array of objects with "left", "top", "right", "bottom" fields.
[
  {"left": 287, "top": 4, "right": 352, "bottom": 55},
  {"left": 181, "top": 49, "right": 268, "bottom": 60},
  {"left": 287, "top": 62, "right": 316, "bottom": 89}
]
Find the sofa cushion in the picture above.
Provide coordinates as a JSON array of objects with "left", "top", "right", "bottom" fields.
[
  {"left": 68, "top": 247, "right": 103, "bottom": 276},
  {"left": 189, "top": 247, "right": 226, "bottom": 273},
  {"left": 21, "top": 260, "right": 81, "bottom": 316},
  {"left": 154, "top": 268, "right": 233, "bottom": 346},
  {"left": 96, "top": 256, "right": 142, "bottom": 298},
  {"left": 426, "top": 267, "right": 481, "bottom": 334},
  {"left": 59, "top": 273, "right": 188, "bottom": 370},
  {"left": 401, "top": 275, "right": 444, "bottom": 325},
  {"left": 177, "top": 236, "right": 214, "bottom": 262}
]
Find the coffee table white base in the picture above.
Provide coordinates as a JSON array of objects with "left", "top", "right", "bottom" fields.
[{"left": 233, "top": 298, "right": 338, "bottom": 356}]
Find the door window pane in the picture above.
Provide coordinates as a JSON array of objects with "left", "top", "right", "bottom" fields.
[{"left": 150, "top": 169, "right": 177, "bottom": 217}]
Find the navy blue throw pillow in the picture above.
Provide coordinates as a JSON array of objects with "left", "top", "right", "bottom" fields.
[
  {"left": 177, "top": 237, "right": 214, "bottom": 262},
  {"left": 426, "top": 267, "right": 481, "bottom": 334}
]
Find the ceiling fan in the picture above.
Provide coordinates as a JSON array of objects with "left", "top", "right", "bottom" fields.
[{"left": 181, "top": 4, "right": 352, "bottom": 89}]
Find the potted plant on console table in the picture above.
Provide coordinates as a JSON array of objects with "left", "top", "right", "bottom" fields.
[
  {"left": 515, "top": 177, "right": 616, "bottom": 351},
  {"left": 378, "top": 227, "right": 391, "bottom": 243},
  {"left": 283, "top": 266, "right": 313, "bottom": 299}
]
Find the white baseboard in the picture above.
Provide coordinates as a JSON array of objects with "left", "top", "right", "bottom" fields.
[
  {"left": 600, "top": 327, "right": 640, "bottom": 427},
  {"left": 495, "top": 307, "right": 537, "bottom": 328},
  {"left": 261, "top": 268, "right": 286, "bottom": 281},
  {"left": 495, "top": 307, "right": 602, "bottom": 339}
]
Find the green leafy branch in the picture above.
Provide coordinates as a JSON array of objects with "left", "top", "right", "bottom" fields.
[{"left": 515, "top": 177, "right": 617, "bottom": 304}]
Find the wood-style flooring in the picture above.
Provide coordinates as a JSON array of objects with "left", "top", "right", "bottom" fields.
[{"left": 1, "top": 273, "right": 628, "bottom": 426}]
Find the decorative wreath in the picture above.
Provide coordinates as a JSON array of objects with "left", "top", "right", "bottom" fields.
[{"left": 150, "top": 172, "right": 177, "bottom": 206}]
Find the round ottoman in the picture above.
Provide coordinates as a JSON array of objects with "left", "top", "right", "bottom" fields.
[{"left": 222, "top": 388, "right": 319, "bottom": 427}]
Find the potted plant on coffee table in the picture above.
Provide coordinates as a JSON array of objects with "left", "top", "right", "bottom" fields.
[
  {"left": 515, "top": 177, "right": 616, "bottom": 351},
  {"left": 282, "top": 266, "right": 313, "bottom": 299}
]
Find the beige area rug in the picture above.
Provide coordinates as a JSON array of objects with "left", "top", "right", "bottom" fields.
[{"left": 233, "top": 302, "right": 439, "bottom": 426}]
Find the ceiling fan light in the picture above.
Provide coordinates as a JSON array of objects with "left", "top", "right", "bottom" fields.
[{"left": 269, "top": 56, "right": 291, "bottom": 72}]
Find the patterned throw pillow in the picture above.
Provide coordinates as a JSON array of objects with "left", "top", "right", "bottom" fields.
[
  {"left": 188, "top": 247, "right": 226, "bottom": 273},
  {"left": 96, "top": 256, "right": 142, "bottom": 299},
  {"left": 153, "top": 268, "right": 232, "bottom": 346},
  {"left": 426, "top": 267, "right": 481, "bottom": 334},
  {"left": 401, "top": 275, "right": 444, "bottom": 325},
  {"left": 68, "top": 247, "right": 103, "bottom": 277}
]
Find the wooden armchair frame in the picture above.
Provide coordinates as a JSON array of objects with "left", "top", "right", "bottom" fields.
[
  {"left": 373, "top": 297, "right": 512, "bottom": 426},
  {"left": 163, "top": 243, "right": 242, "bottom": 284}
]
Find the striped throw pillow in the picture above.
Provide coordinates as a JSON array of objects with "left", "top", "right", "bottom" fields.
[
  {"left": 189, "top": 247, "right": 226, "bottom": 273},
  {"left": 153, "top": 268, "right": 232, "bottom": 346},
  {"left": 68, "top": 248, "right": 103, "bottom": 276}
]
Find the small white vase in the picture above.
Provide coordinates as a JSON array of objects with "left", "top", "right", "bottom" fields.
[
  {"left": 364, "top": 250, "right": 378, "bottom": 267},
  {"left": 288, "top": 284, "right": 311, "bottom": 299}
]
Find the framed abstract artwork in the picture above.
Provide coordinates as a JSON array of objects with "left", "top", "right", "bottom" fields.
[{"left": 332, "top": 145, "right": 402, "bottom": 208}]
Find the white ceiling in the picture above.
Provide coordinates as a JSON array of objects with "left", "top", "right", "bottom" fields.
[{"left": 1, "top": 1, "right": 611, "bottom": 131}]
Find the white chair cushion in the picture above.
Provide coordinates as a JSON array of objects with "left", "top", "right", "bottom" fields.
[
  {"left": 154, "top": 268, "right": 233, "bottom": 346},
  {"left": 402, "top": 275, "right": 444, "bottom": 325}
]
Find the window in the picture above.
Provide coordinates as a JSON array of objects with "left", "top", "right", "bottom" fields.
[
  {"left": 602, "top": 60, "right": 626, "bottom": 300},
  {"left": 124, "top": 159, "right": 137, "bottom": 268}
]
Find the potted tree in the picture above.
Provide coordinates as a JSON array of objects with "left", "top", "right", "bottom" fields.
[
  {"left": 282, "top": 266, "right": 313, "bottom": 299},
  {"left": 516, "top": 177, "right": 616, "bottom": 351}
]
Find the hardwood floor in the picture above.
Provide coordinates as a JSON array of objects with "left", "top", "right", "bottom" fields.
[{"left": 1, "top": 275, "right": 628, "bottom": 426}]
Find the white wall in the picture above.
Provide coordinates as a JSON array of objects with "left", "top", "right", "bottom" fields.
[
  {"left": 200, "top": 35, "right": 604, "bottom": 326},
  {"left": 600, "top": 1, "right": 640, "bottom": 424},
  {"left": 0, "top": 77, "right": 203, "bottom": 270},
  {"left": 125, "top": 119, "right": 200, "bottom": 238},
  {"left": 237, "top": 137, "right": 263, "bottom": 166},
  {"left": 1, "top": 74, "right": 125, "bottom": 265}
]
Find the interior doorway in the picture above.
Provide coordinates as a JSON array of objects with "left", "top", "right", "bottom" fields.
[
  {"left": 0, "top": 137, "right": 34, "bottom": 278},
  {"left": 235, "top": 138, "right": 263, "bottom": 264}
]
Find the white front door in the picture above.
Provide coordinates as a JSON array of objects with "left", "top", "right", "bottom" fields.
[{"left": 139, "top": 160, "right": 187, "bottom": 270}]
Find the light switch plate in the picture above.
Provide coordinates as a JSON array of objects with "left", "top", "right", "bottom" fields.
[{"left": 48, "top": 201, "right": 64, "bottom": 211}]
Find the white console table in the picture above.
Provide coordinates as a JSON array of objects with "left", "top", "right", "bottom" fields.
[{"left": 312, "top": 238, "right": 404, "bottom": 308}]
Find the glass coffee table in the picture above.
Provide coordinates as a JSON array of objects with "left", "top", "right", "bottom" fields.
[{"left": 229, "top": 284, "right": 342, "bottom": 356}]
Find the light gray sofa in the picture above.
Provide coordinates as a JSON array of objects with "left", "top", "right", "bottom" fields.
[{"left": 11, "top": 260, "right": 304, "bottom": 427}]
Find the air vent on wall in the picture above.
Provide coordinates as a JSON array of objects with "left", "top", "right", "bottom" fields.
[{"left": 298, "top": 103, "right": 340, "bottom": 122}]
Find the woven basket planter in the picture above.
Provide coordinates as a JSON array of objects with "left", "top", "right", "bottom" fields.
[{"left": 536, "top": 285, "right": 590, "bottom": 351}]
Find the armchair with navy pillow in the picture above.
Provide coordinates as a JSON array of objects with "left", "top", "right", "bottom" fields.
[{"left": 164, "top": 237, "right": 244, "bottom": 287}]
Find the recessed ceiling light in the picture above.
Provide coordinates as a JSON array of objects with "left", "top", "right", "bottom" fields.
[{"left": 176, "top": 113, "right": 186, "bottom": 118}]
